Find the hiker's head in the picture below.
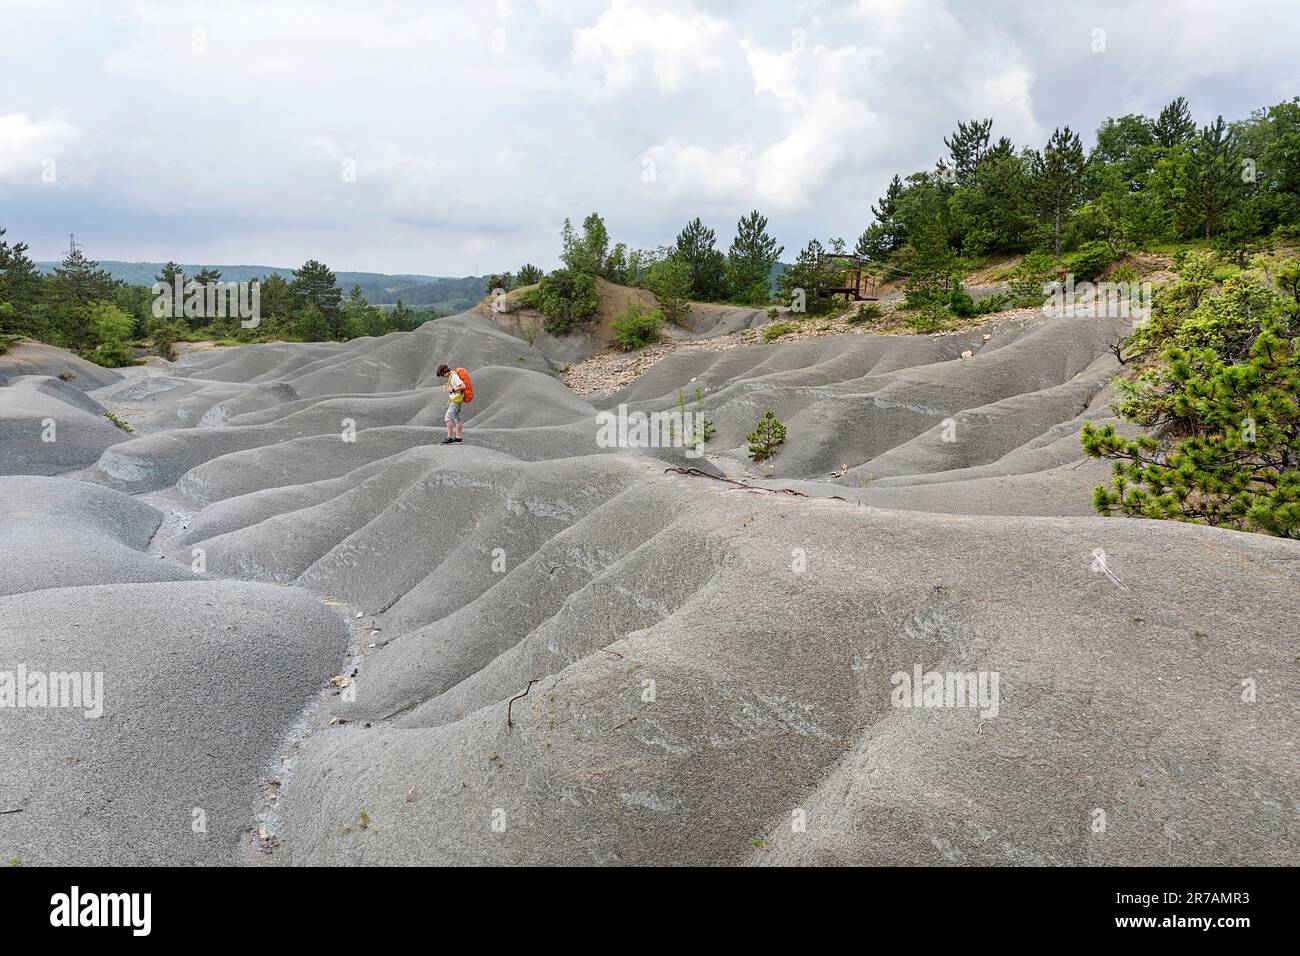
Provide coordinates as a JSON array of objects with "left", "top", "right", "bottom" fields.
[{"left": 436, "top": 364, "right": 451, "bottom": 377}]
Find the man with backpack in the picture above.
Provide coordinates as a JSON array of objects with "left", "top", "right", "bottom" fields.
[{"left": 437, "top": 363, "right": 472, "bottom": 444}]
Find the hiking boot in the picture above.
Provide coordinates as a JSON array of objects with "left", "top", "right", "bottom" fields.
[{"left": 440, "top": 437, "right": 455, "bottom": 444}]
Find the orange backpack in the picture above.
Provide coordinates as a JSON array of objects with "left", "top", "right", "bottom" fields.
[{"left": 455, "top": 367, "right": 473, "bottom": 402}]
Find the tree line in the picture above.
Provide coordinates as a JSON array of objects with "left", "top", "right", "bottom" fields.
[
  {"left": 493, "top": 95, "right": 1299, "bottom": 335},
  {"left": 0, "top": 233, "right": 442, "bottom": 364},
  {"left": 855, "top": 96, "right": 1299, "bottom": 301},
  {"left": 488, "top": 210, "right": 786, "bottom": 337},
  {"left": 6, "top": 96, "right": 1296, "bottom": 363}
]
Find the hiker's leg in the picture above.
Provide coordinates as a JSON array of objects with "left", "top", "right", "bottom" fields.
[{"left": 455, "top": 419, "right": 463, "bottom": 439}]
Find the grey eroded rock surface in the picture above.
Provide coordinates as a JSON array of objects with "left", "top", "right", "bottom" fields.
[
  {"left": 0, "top": 342, "right": 123, "bottom": 390},
  {"left": 1, "top": 307, "right": 1296, "bottom": 866},
  {"left": 0, "top": 375, "right": 129, "bottom": 476},
  {"left": 0, "top": 580, "right": 347, "bottom": 865}
]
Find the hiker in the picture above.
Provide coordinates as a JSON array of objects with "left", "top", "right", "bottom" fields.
[{"left": 437, "top": 363, "right": 470, "bottom": 444}]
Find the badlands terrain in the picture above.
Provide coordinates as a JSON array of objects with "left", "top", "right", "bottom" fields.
[{"left": 1, "top": 301, "right": 1297, "bottom": 866}]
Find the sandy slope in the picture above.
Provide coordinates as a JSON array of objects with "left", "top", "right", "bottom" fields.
[{"left": 0, "top": 309, "right": 1296, "bottom": 866}]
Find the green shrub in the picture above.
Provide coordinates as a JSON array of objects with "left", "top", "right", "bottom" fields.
[
  {"left": 846, "top": 302, "right": 883, "bottom": 324},
  {"left": 609, "top": 300, "right": 663, "bottom": 351},
  {"left": 102, "top": 411, "right": 133, "bottom": 432},
  {"left": 747, "top": 410, "right": 786, "bottom": 461},
  {"left": 87, "top": 301, "right": 134, "bottom": 345},
  {"left": 1127, "top": 252, "right": 1217, "bottom": 356},
  {"left": 151, "top": 321, "right": 185, "bottom": 361},
  {"left": 537, "top": 269, "right": 599, "bottom": 334},
  {"left": 1008, "top": 252, "right": 1054, "bottom": 307},
  {"left": 762, "top": 321, "right": 801, "bottom": 342},
  {"left": 1065, "top": 240, "right": 1116, "bottom": 282},
  {"left": 672, "top": 388, "right": 716, "bottom": 447},
  {"left": 1110, "top": 263, "right": 1138, "bottom": 286},
  {"left": 961, "top": 228, "right": 996, "bottom": 258},
  {"left": 87, "top": 339, "right": 136, "bottom": 368},
  {"left": 1082, "top": 259, "right": 1300, "bottom": 538},
  {"left": 972, "top": 292, "right": 1009, "bottom": 315},
  {"left": 732, "top": 280, "right": 772, "bottom": 308},
  {"left": 516, "top": 264, "right": 544, "bottom": 286},
  {"left": 691, "top": 387, "right": 716, "bottom": 446},
  {"left": 903, "top": 281, "right": 947, "bottom": 311},
  {"left": 946, "top": 278, "right": 975, "bottom": 317},
  {"left": 646, "top": 255, "right": 692, "bottom": 326},
  {"left": 906, "top": 305, "right": 949, "bottom": 333}
]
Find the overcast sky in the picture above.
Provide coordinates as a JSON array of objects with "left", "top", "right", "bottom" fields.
[{"left": 2, "top": 0, "right": 1295, "bottom": 276}]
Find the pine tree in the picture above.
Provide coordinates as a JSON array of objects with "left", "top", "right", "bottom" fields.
[
  {"left": 149, "top": 262, "right": 189, "bottom": 326},
  {"left": 872, "top": 173, "right": 905, "bottom": 224},
  {"left": 726, "top": 210, "right": 783, "bottom": 305},
  {"left": 45, "top": 245, "right": 119, "bottom": 350},
  {"left": 342, "top": 284, "right": 384, "bottom": 339},
  {"left": 187, "top": 267, "right": 223, "bottom": 330},
  {"left": 646, "top": 254, "right": 692, "bottom": 325},
  {"left": 1031, "top": 126, "right": 1086, "bottom": 256},
  {"left": 294, "top": 302, "right": 330, "bottom": 342},
  {"left": 944, "top": 118, "right": 993, "bottom": 187},
  {"left": 1184, "top": 116, "right": 1242, "bottom": 239},
  {"left": 969, "top": 146, "right": 1034, "bottom": 251},
  {"left": 674, "top": 218, "right": 727, "bottom": 301},
  {"left": 1153, "top": 96, "right": 1197, "bottom": 149},
  {"left": 155, "top": 261, "right": 186, "bottom": 287},
  {"left": 253, "top": 273, "right": 294, "bottom": 334},
  {"left": 903, "top": 207, "right": 956, "bottom": 310},
  {"left": 0, "top": 228, "right": 42, "bottom": 336},
  {"left": 516, "top": 263, "right": 543, "bottom": 286},
  {"left": 50, "top": 246, "right": 116, "bottom": 303},
  {"left": 776, "top": 239, "right": 840, "bottom": 315},
  {"left": 1083, "top": 262, "right": 1300, "bottom": 537},
  {"left": 747, "top": 410, "right": 787, "bottom": 462},
  {"left": 291, "top": 260, "right": 342, "bottom": 336},
  {"left": 856, "top": 175, "right": 909, "bottom": 260}
]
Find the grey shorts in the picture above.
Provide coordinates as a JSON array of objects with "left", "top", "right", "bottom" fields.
[{"left": 444, "top": 401, "right": 462, "bottom": 422}]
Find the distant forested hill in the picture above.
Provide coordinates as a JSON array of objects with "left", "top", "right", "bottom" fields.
[{"left": 34, "top": 261, "right": 486, "bottom": 313}]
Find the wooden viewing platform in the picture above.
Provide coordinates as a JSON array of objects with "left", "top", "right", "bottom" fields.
[{"left": 817, "top": 253, "right": 880, "bottom": 301}]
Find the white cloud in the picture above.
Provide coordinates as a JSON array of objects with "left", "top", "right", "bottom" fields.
[
  {"left": 572, "top": 1, "right": 727, "bottom": 93},
  {"left": 641, "top": 43, "right": 883, "bottom": 211},
  {"left": 0, "top": 113, "right": 83, "bottom": 184},
  {"left": 744, "top": 42, "right": 800, "bottom": 101},
  {"left": 0, "top": 0, "right": 1292, "bottom": 272}
]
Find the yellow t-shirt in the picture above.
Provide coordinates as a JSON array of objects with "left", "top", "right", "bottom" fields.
[{"left": 447, "top": 370, "right": 464, "bottom": 403}]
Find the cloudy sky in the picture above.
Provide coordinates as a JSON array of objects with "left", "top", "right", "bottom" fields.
[{"left": 2, "top": 0, "right": 1295, "bottom": 275}]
